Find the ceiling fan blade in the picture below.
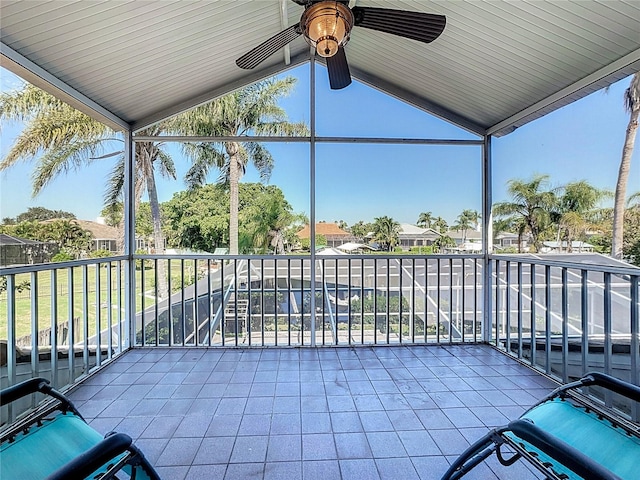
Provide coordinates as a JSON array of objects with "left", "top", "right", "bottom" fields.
[
  {"left": 236, "top": 24, "right": 302, "bottom": 69},
  {"left": 326, "top": 46, "right": 351, "bottom": 90},
  {"left": 352, "top": 7, "right": 446, "bottom": 44}
]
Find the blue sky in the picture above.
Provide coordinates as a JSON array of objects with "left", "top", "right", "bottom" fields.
[{"left": 1, "top": 65, "right": 638, "bottom": 227}]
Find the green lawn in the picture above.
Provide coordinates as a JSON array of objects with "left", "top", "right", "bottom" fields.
[{"left": 0, "top": 260, "right": 198, "bottom": 342}]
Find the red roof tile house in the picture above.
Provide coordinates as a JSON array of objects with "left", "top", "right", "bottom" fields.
[{"left": 296, "top": 222, "right": 357, "bottom": 248}]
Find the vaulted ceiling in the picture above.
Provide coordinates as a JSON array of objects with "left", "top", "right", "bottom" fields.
[{"left": 2, "top": 0, "right": 639, "bottom": 136}]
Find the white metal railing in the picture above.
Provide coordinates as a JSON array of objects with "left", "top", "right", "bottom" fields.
[
  {"left": 132, "top": 254, "right": 483, "bottom": 348},
  {"left": 3, "top": 252, "right": 639, "bottom": 422},
  {"left": 490, "top": 255, "right": 640, "bottom": 421},
  {"left": 0, "top": 257, "right": 128, "bottom": 423}
]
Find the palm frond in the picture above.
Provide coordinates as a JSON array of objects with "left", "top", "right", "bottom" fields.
[
  {"left": 31, "top": 139, "right": 110, "bottom": 195},
  {"left": 185, "top": 144, "right": 225, "bottom": 189},
  {"left": 104, "top": 158, "right": 126, "bottom": 207},
  {"left": 243, "top": 142, "right": 274, "bottom": 182}
]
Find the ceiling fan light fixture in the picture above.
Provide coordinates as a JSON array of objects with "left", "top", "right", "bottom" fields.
[{"left": 301, "top": 1, "right": 354, "bottom": 58}]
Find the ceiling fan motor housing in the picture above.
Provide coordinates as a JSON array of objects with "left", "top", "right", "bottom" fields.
[{"left": 301, "top": 1, "right": 354, "bottom": 57}]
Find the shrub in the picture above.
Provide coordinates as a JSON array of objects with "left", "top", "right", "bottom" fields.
[{"left": 52, "top": 251, "right": 74, "bottom": 262}]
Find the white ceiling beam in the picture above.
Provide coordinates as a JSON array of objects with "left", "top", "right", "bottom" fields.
[
  {"left": 1, "top": 41, "right": 129, "bottom": 132},
  {"left": 488, "top": 48, "right": 640, "bottom": 137}
]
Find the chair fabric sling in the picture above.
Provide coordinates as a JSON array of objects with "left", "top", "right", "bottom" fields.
[
  {"left": 1, "top": 377, "right": 160, "bottom": 480},
  {"left": 442, "top": 372, "right": 640, "bottom": 480}
]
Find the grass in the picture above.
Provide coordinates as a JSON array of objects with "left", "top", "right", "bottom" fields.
[{"left": 0, "top": 260, "right": 198, "bottom": 342}]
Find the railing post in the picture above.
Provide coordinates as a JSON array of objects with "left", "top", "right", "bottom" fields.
[
  {"left": 530, "top": 264, "right": 536, "bottom": 368},
  {"left": 517, "top": 262, "right": 523, "bottom": 359},
  {"left": 50, "top": 269, "right": 58, "bottom": 388},
  {"left": 544, "top": 265, "right": 551, "bottom": 375},
  {"left": 505, "top": 261, "right": 511, "bottom": 354},
  {"left": 581, "top": 269, "right": 589, "bottom": 377},
  {"left": 82, "top": 264, "right": 89, "bottom": 374},
  {"left": 494, "top": 259, "right": 501, "bottom": 348},
  {"left": 30, "top": 272, "right": 40, "bottom": 400},
  {"left": 68, "top": 267, "right": 76, "bottom": 382},
  {"left": 561, "top": 267, "right": 568, "bottom": 383},
  {"left": 603, "top": 272, "right": 613, "bottom": 407},
  {"left": 631, "top": 275, "right": 639, "bottom": 422},
  {"left": 6, "top": 274, "right": 17, "bottom": 422}
]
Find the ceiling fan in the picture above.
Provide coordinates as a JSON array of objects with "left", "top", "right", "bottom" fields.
[{"left": 236, "top": 0, "right": 446, "bottom": 90}]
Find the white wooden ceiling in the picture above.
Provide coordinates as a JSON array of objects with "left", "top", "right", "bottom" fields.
[{"left": 1, "top": 0, "right": 639, "bottom": 136}]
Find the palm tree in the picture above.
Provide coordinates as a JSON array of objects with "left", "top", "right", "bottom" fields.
[
  {"left": 612, "top": 73, "right": 640, "bottom": 260},
  {"left": 433, "top": 234, "right": 456, "bottom": 253},
  {"left": 432, "top": 217, "right": 448, "bottom": 233},
  {"left": 169, "top": 77, "right": 308, "bottom": 255},
  {"left": 463, "top": 209, "right": 481, "bottom": 230},
  {"left": 493, "top": 174, "right": 557, "bottom": 252},
  {"left": 372, "top": 216, "right": 401, "bottom": 252},
  {"left": 453, "top": 209, "right": 479, "bottom": 243},
  {"left": 417, "top": 211, "right": 433, "bottom": 229},
  {"left": 0, "top": 84, "right": 175, "bottom": 296},
  {"left": 453, "top": 215, "right": 472, "bottom": 243},
  {"left": 553, "top": 180, "right": 606, "bottom": 252}
]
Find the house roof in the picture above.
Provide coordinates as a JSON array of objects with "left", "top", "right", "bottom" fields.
[
  {"left": 1, "top": 1, "right": 638, "bottom": 136},
  {"left": 297, "top": 223, "right": 350, "bottom": 239},
  {"left": 447, "top": 230, "right": 482, "bottom": 240},
  {"left": 399, "top": 224, "right": 441, "bottom": 236},
  {"left": 0, "top": 234, "right": 43, "bottom": 246},
  {"left": 41, "top": 219, "right": 119, "bottom": 240}
]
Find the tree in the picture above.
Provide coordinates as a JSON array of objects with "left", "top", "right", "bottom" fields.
[
  {"left": 0, "top": 219, "right": 92, "bottom": 258},
  {"left": 433, "top": 234, "right": 456, "bottom": 253},
  {"left": 350, "top": 220, "right": 373, "bottom": 240},
  {"left": 432, "top": 217, "right": 448, "bottom": 233},
  {"left": 14, "top": 206, "right": 76, "bottom": 223},
  {"left": 163, "top": 183, "right": 299, "bottom": 253},
  {"left": 372, "top": 216, "right": 401, "bottom": 251},
  {"left": 453, "top": 209, "right": 478, "bottom": 243},
  {"left": 168, "top": 77, "right": 308, "bottom": 255},
  {"left": 0, "top": 84, "right": 174, "bottom": 296},
  {"left": 493, "top": 174, "right": 557, "bottom": 252},
  {"left": 612, "top": 73, "right": 640, "bottom": 260},
  {"left": 417, "top": 211, "right": 433, "bottom": 229},
  {"left": 553, "top": 180, "right": 606, "bottom": 252}
]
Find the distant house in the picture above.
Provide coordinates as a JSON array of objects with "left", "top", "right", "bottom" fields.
[
  {"left": 495, "top": 232, "right": 529, "bottom": 251},
  {"left": 447, "top": 229, "right": 482, "bottom": 246},
  {"left": 296, "top": 223, "right": 356, "bottom": 247},
  {"left": 42, "top": 219, "right": 146, "bottom": 253},
  {"left": 0, "top": 234, "right": 59, "bottom": 266},
  {"left": 398, "top": 224, "right": 441, "bottom": 250},
  {"left": 541, "top": 241, "right": 595, "bottom": 253}
]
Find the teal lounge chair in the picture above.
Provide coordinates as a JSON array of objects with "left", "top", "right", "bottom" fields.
[
  {"left": 1, "top": 377, "right": 160, "bottom": 480},
  {"left": 442, "top": 372, "right": 640, "bottom": 480}
]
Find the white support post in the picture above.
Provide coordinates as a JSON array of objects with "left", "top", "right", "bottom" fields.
[
  {"left": 124, "top": 129, "right": 135, "bottom": 349},
  {"left": 310, "top": 52, "right": 317, "bottom": 347},
  {"left": 482, "top": 134, "right": 493, "bottom": 343}
]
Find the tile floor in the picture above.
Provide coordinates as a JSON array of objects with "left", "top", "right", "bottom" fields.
[{"left": 68, "top": 344, "right": 558, "bottom": 479}]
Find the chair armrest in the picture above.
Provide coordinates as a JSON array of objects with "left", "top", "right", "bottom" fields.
[
  {"left": 45, "top": 433, "right": 133, "bottom": 480},
  {"left": 508, "top": 419, "right": 622, "bottom": 480},
  {"left": 581, "top": 372, "right": 640, "bottom": 402},
  {"left": 0, "top": 377, "right": 52, "bottom": 406}
]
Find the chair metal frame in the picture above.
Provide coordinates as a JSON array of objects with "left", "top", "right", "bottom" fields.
[
  {"left": 442, "top": 372, "right": 640, "bottom": 480},
  {"left": 1, "top": 377, "right": 161, "bottom": 480}
]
